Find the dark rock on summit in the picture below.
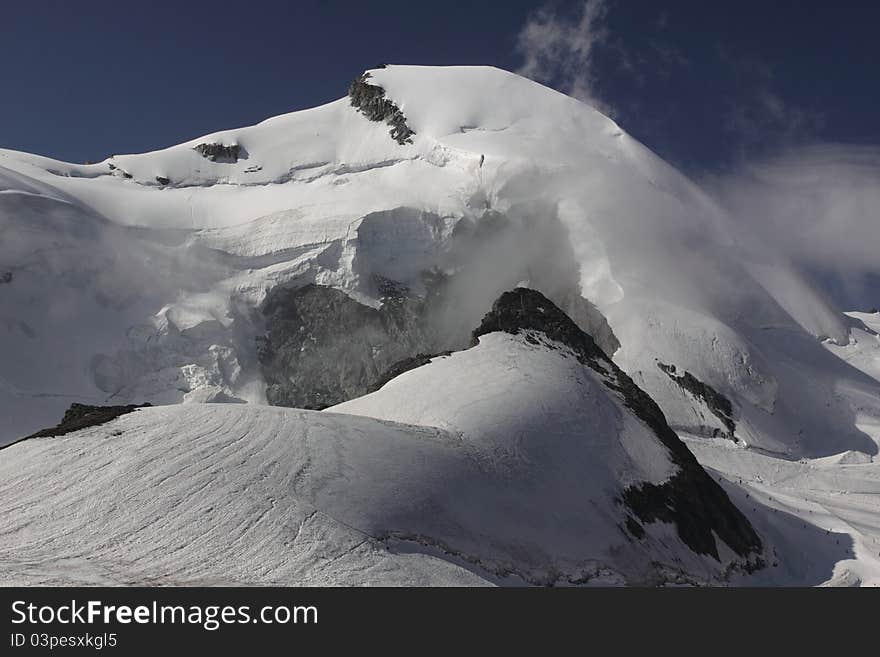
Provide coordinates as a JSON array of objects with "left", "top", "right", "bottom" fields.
[
  {"left": 348, "top": 73, "right": 415, "bottom": 145},
  {"left": 155, "top": 176, "right": 170, "bottom": 186},
  {"left": 193, "top": 143, "right": 242, "bottom": 163},
  {"left": 472, "top": 287, "right": 607, "bottom": 362},
  {"left": 474, "top": 288, "right": 763, "bottom": 563}
]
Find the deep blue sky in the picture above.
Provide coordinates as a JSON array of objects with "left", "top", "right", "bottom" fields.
[{"left": 2, "top": 1, "right": 878, "bottom": 172}]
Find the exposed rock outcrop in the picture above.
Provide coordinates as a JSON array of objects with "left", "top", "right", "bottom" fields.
[
  {"left": 193, "top": 143, "right": 242, "bottom": 163},
  {"left": 1, "top": 403, "right": 151, "bottom": 451},
  {"left": 0, "top": 272, "right": 11, "bottom": 285},
  {"left": 657, "top": 361, "right": 736, "bottom": 439},
  {"left": 473, "top": 288, "right": 763, "bottom": 562},
  {"left": 258, "top": 283, "right": 432, "bottom": 408},
  {"left": 348, "top": 72, "right": 415, "bottom": 145}
]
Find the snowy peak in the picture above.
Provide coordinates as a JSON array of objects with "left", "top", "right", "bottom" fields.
[
  {"left": 334, "top": 288, "right": 763, "bottom": 572},
  {"left": 471, "top": 286, "right": 610, "bottom": 359},
  {"left": 365, "top": 64, "right": 621, "bottom": 141}
]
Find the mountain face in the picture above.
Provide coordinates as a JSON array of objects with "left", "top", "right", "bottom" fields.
[
  {"left": 1, "top": 65, "right": 879, "bottom": 585},
  {"left": 2, "top": 65, "right": 877, "bottom": 458}
]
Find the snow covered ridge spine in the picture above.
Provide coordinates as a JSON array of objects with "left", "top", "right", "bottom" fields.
[
  {"left": 473, "top": 288, "right": 764, "bottom": 563},
  {"left": 0, "top": 403, "right": 151, "bottom": 452},
  {"left": 348, "top": 72, "right": 415, "bottom": 144}
]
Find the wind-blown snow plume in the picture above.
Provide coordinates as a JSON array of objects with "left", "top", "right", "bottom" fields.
[{"left": 707, "top": 144, "right": 880, "bottom": 310}]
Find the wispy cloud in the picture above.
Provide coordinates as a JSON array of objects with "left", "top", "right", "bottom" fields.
[
  {"left": 516, "top": 0, "right": 614, "bottom": 115},
  {"left": 707, "top": 144, "right": 880, "bottom": 309},
  {"left": 513, "top": 5, "right": 877, "bottom": 311},
  {"left": 724, "top": 91, "right": 825, "bottom": 150},
  {"left": 514, "top": 2, "right": 689, "bottom": 123},
  {"left": 718, "top": 50, "right": 824, "bottom": 156}
]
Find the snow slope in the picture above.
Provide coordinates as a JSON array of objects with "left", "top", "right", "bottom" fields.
[
  {"left": 0, "top": 404, "right": 490, "bottom": 586},
  {"left": 685, "top": 435, "right": 880, "bottom": 587},
  {"left": 826, "top": 311, "right": 880, "bottom": 385}
]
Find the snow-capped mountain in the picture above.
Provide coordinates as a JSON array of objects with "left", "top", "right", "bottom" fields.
[
  {"left": 1, "top": 65, "right": 879, "bottom": 585},
  {"left": 0, "top": 290, "right": 766, "bottom": 586}
]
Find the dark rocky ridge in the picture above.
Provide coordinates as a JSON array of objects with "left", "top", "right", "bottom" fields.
[
  {"left": 657, "top": 361, "right": 736, "bottom": 439},
  {"left": 1, "top": 403, "right": 151, "bottom": 451},
  {"left": 365, "top": 351, "right": 452, "bottom": 394},
  {"left": 193, "top": 143, "right": 242, "bottom": 163},
  {"left": 473, "top": 288, "right": 763, "bottom": 563},
  {"left": 348, "top": 73, "right": 415, "bottom": 145}
]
